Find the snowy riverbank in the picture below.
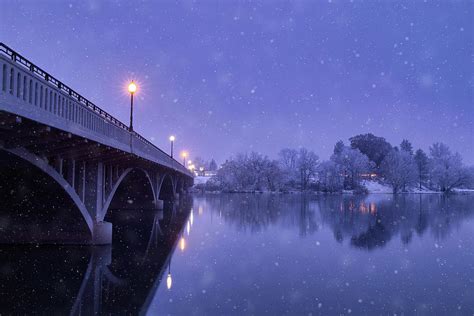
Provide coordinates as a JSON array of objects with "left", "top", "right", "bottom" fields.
[{"left": 193, "top": 177, "right": 474, "bottom": 194}]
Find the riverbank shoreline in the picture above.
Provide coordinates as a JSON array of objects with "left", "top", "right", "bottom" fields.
[{"left": 190, "top": 189, "right": 474, "bottom": 195}]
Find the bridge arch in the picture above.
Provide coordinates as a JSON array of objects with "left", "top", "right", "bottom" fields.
[
  {"left": 158, "top": 174, "right": 175, "bottom": 201},
  {"left": 0, "top": 146, "right": 94, "bottom": 238},
  {"left": 100, "top": 167, "right": 157, "bottom": 221}
]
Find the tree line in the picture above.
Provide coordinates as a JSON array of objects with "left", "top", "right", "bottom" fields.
[{"left": 198, "top": 133, "right": 473, "bottom": 194}]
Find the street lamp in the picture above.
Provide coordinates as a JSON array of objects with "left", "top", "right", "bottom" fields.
[
  {"left": 128, "top": 81, "right": 137, "bottom": 132},
  {"left": 181, "top": 151, "right": 188, "bottom": 166},
  {"left": 169, "top": 135, "right": 175, "bottom": 158}
]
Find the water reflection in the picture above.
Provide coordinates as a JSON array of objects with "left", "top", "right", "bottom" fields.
[
  {"left": 1, "top": 194, "right": 474, "bottom": 314},
  {"left": 198, "top": 194, "right": 474, "bottom": 250},
  {"left": 0, "top": 197, "right": 193, "bottom": 315}
]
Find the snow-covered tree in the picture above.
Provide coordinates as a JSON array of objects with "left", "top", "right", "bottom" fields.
[
  {"left": 208, "top": 159, "right": 218, "bottom": 171},
  {"left": 414, "top": 149, "right": 429, "bottom": 189},
  {"left": 297, "top": 148, "right": 319, "bottom": 191},
  {"left": 381, "top": 149, "right": 417, "bottom": 193},
  {"left": 349, "top": 133, "right": 392, "bottom": 169},
  {"left": 215, "top": 152, "right": 281, "bottom": 192},
  {"left": 317, "top": 160, "right": 344, "bottom": 192},
  {"left": 331, "top": 146, "right": 373, "bottom": 190},
  {"left": 278, "top": 148, "right": 299, "bottom": 185},
  {"left": 429, "top": 143, "right": 470, "bottom": 192},
  {"left": 333, "top": 140, "right": 345, "bottom": 156},
  {"left": 400, "top": 139, "right": 413, "bottom": 155}
]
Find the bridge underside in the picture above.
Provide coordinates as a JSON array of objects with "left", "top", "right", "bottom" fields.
[{"left": 0, "top": 111, "right": 193, "bottom": 244}]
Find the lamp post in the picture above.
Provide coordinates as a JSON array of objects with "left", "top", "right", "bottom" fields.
[
  {"left": 181, "top": 151, "right": 188, "bottom": 167},
  {"left": 169, "top": 135, "right": 175, "bottom": 158},
  {"left": 128, "top": 81, "right": 137, "bottom": 132}
]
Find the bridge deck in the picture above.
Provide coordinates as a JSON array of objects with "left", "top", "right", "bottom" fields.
[{"left": 0, "top": 43, "right": 192, "bottom": 178}]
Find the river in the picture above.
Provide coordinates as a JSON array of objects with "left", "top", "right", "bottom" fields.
[{"left": 1, "top": 193, "right": 473, "bottom": 315}]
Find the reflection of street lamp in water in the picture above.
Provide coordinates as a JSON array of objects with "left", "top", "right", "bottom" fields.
[
  {"left": 179, "top": 236, "right": 186, "bottom": 251},
  {"left": 166, "top": 261, "right": 172, "bottom": 290}
]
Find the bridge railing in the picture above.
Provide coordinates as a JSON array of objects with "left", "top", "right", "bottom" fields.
[{"left": 0, "top": 43, "right": 192, "bottom": 177}]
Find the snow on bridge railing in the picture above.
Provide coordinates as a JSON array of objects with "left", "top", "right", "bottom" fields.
[{"left": 0, "top": 42, "right": 192, "bottom": 177}]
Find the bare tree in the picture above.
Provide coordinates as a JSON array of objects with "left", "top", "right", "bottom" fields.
[
  {"left": 317, "top": 161, "right": 344, "bottom": 192},
  {"left": 429, "top": 143, "right": 470, "bottom": 192},
  {"left": 297, "top": 148, "right": 319, "bottom": 191},
  {"left": 414, "top": 149, "right": 429, "bottom": 189}
]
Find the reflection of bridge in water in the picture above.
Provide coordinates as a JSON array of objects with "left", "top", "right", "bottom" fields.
[{"left": 0, "top": 198, "right": 193, "bottom": 315}]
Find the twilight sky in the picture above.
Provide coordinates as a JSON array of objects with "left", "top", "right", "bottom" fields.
[{"left": 1, "top": 1, "right": 472, "bottom": 164}]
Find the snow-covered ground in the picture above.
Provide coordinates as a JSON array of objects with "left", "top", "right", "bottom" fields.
[
  {"left": 361, "top": 180, "right": 440, "bottom": 194},
  {"left": 361, "top": 180, "right": 392, "bottom": 193},
  {"left": 194, "top": 176, "right": 211, "bottom": 185},
  {"left": 193, "top": 177, "right": 473, "bottom": 194}
]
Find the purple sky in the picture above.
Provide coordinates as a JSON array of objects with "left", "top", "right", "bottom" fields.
[{"left": 1, "top": 1, "right": 472, "bottom": 164}]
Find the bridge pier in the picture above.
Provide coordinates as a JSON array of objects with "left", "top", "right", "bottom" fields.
[
  {"left": 155, "top": 199, "right": 164, "bottom": 209},
  {"left": 92, "top": 221, "right": 113, "bottom": 245}
]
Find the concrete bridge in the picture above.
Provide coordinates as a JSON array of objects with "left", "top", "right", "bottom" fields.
[{"left": 0, "top": 43, "right": 193, "bottom": 244}]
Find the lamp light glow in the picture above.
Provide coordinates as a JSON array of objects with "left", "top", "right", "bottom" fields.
[{"left": 128, "top": 81, "right": 137, "bottom": 94}]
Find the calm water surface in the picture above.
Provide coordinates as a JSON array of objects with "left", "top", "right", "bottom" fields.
[{"left": 1, "top": 194, "right": 474, "bottom": 315}]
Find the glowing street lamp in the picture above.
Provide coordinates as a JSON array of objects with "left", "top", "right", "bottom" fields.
[
  {"left": 181, "top": 151, "right": 188, "bottom": 166},
  {"left": 128, "top": 81, "right": 137, "bottom": 132},
  {"left": 169, "top": 135, "right": 175, "bottom": 158}
]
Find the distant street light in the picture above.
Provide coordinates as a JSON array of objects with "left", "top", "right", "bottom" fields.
[
  {"left": 169, "top": 135, "right": 175, "bottom": 158},
  {"left": 181, "top": 151, "right": 188, "bottom": 166},
  {"left": 128, "top": 81, "right": 137, "bottom": 132}
]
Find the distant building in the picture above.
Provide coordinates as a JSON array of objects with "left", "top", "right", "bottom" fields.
[{"left": 204, "top": 170, "right": 217, "bottom": 177}]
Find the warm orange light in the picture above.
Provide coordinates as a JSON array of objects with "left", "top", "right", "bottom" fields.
[
  {"left": 181, "top": 151, "right": 188, "bottom": 158},
  {"left": 128, "top": 81, "right": 137, "bottom": 94},
  {"left": 179, "top": 236, "right": 186, "bottom": 251}
]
